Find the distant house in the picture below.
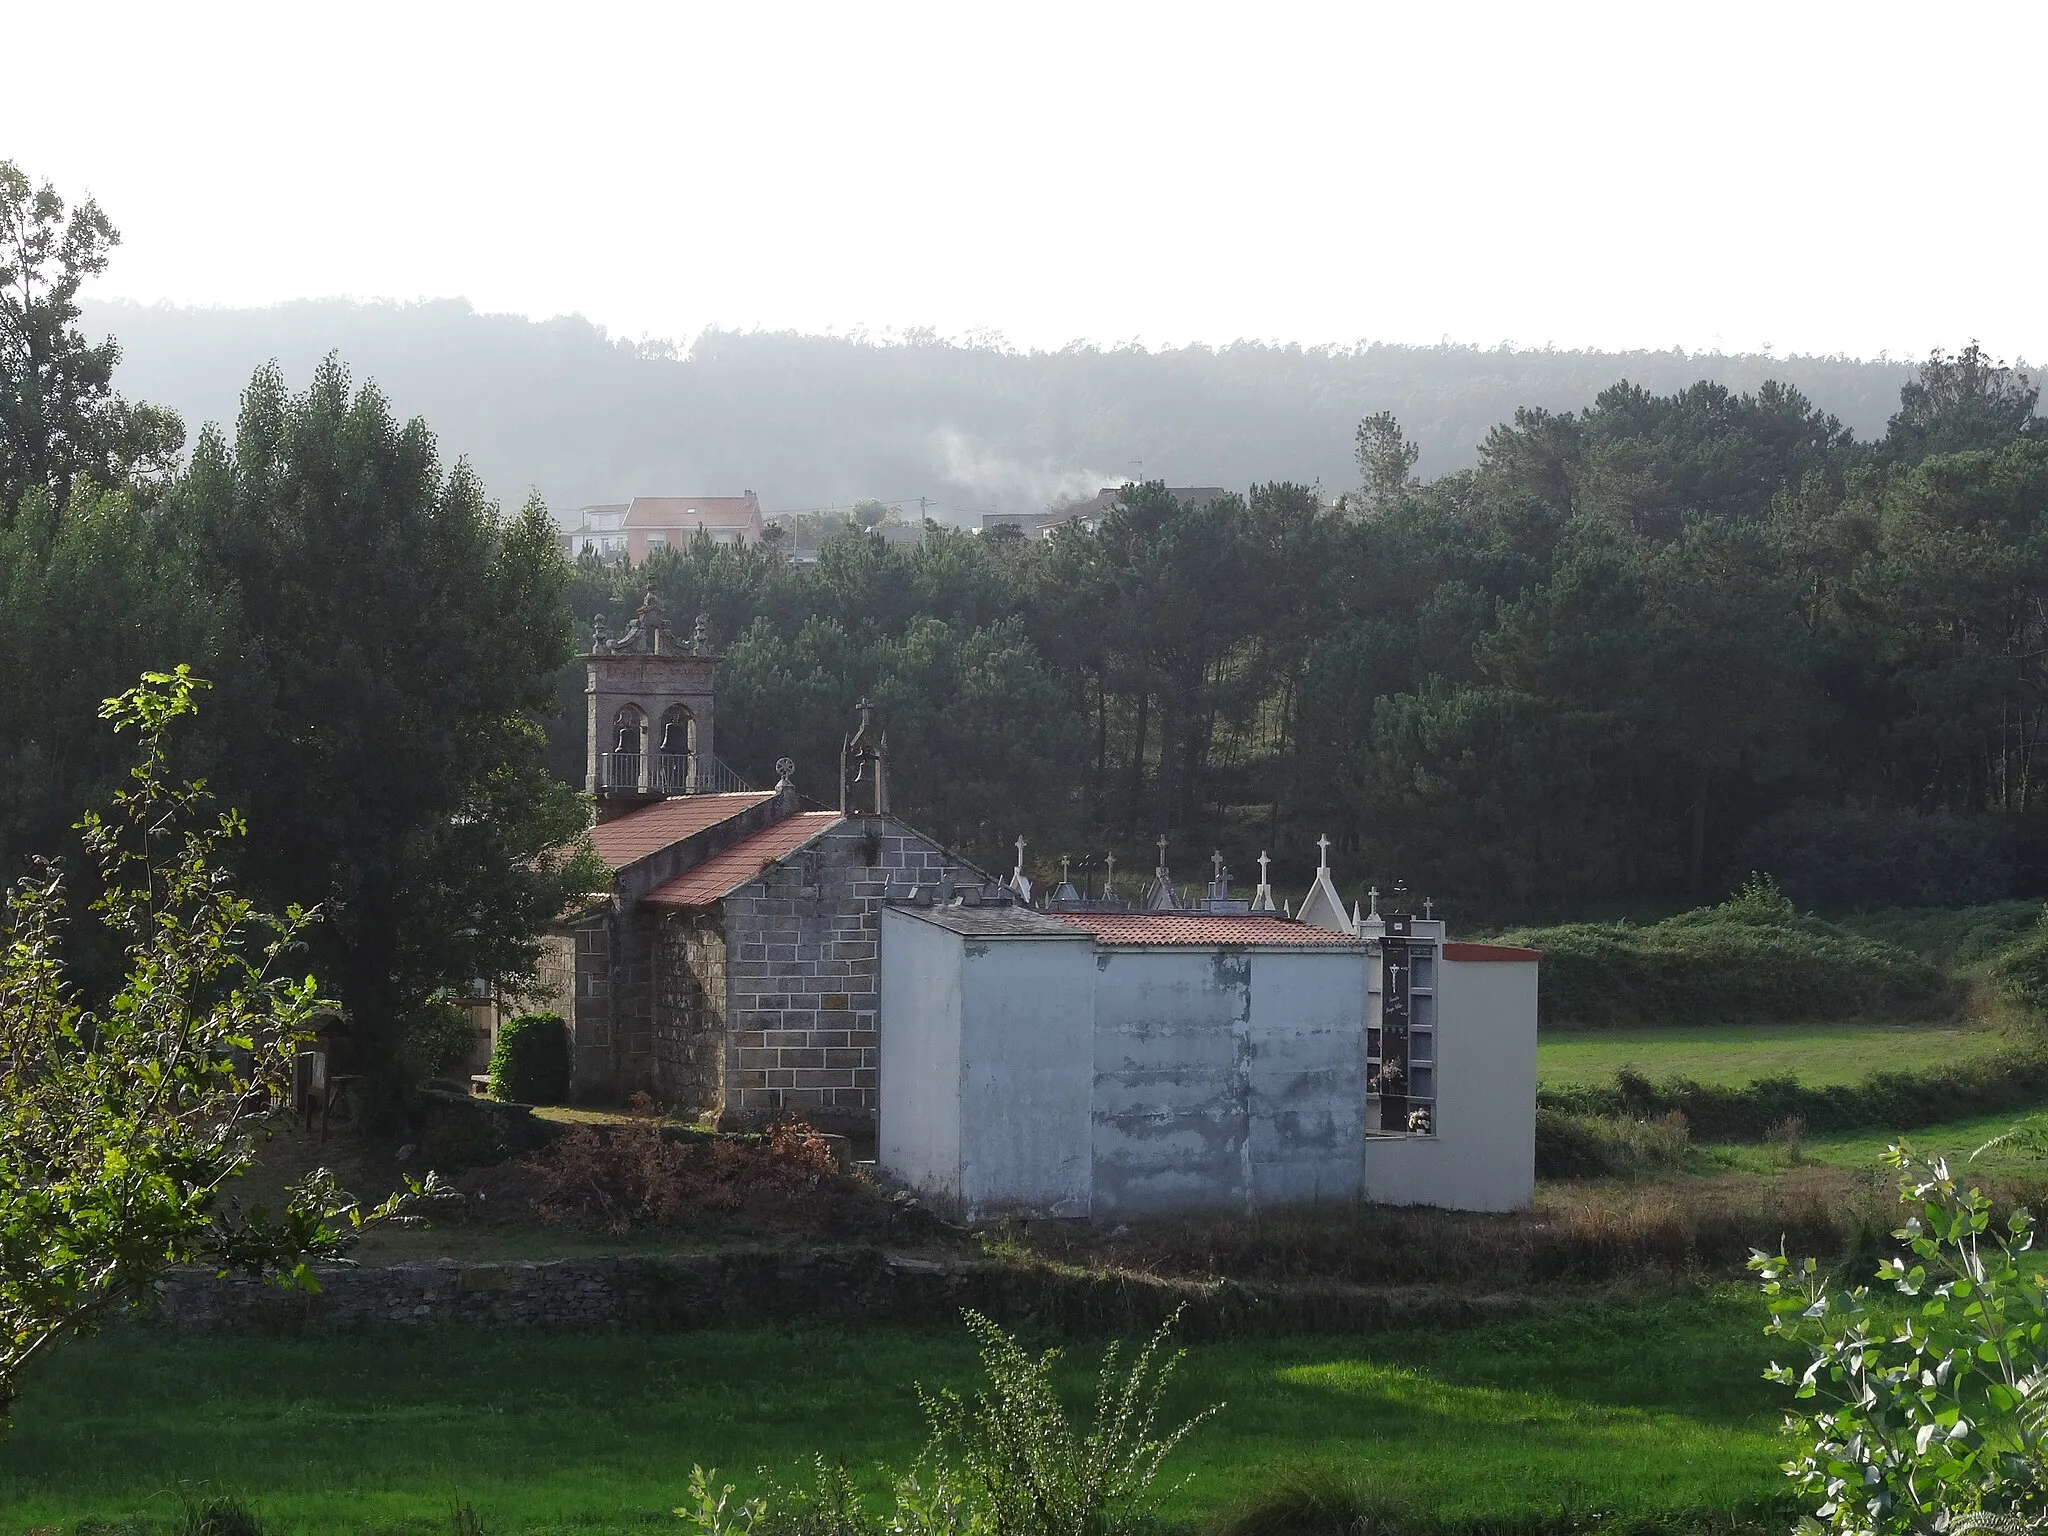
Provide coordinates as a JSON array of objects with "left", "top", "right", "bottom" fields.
[
  {"left": 987, "top": 486, "right": 1229, "bottom": 541},
  {"left": 563, "top": 493, "right": 766, "bottom": 562}
]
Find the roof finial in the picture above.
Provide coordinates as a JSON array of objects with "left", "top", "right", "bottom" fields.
[
  {"left": 1368, "top": 885, "right": 1380, "bottom": 916},
  {"left": 1317, "top": 834, "right": 1332, "bottom": 872},
  {"left": 1102, "top": 850, "right": 1117, "bottom": 900},
  {"left": 1211, "top": 850, "right": 1226, "bottom": 881},
  {"left": 1156, "top": 834, "right": 1170, "bottom": 877},
  {"left": 1015, "top": 834, "right": 1027, "bottom": 877},
  {"left": 1423, "top": 896, "right": 1434, "bottom": 920}
]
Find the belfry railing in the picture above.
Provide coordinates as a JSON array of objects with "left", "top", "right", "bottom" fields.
[{"left": 598, "top": 751, "right": 755, "bottom": 796}]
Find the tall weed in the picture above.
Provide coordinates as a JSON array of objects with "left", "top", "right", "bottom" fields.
[{"left": 679, "top": 1310, "right": 1219, "bottom": 1536}]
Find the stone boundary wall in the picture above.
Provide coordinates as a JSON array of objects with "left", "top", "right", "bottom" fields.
[{"left": 151, "top": 1246, "right": 1525, "bottom": 1341}]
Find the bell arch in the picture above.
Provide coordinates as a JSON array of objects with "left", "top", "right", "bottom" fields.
[{"left": 654, "top": 704, "right": 698, "bottom": 793}]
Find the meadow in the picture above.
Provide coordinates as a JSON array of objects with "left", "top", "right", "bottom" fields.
[
  {"left": 1538, "top": 1020, "right": 2004, "bottom": 1089},
  {"left": 2, "top": 1294, "right": 1787, "bottom": 1536}
]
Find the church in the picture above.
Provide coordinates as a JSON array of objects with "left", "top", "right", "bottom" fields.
[{"left": 538, "top": 590, "right": 1540, "bottom": 1216}]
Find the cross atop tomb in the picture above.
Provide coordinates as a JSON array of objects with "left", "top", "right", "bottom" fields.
[
  {"left": 1102, "top": 850, "right": 1117, "bottom": 899},
  {"left": 1316, "top": 834, "right": 1332, "bottom": 871},
  {"left": 1257, "top": 851, "right": 1271, "bottom": 884},
  {"left": 1014, "top": 834, "right": 1027, "bottom": 876},
  {"left": 1156, "top": 835, "right": 1170, "bottom": 876},
  {"left": 1211, "top": 850, "right": 1226, "bottom": 881}
]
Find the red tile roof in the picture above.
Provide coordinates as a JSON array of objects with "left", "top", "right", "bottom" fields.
[
  {"left": 624, "top": 496, "right": 765, "bottom": 535},
  {"left": 1443, "top": 942, "right": 1542, "bottom": 962},
  {"left": 643, "top": 812, "right": 844, "bottom": 906},
  {"left": 587, "top": 793, "right": 778, "bottom": 870},
  {"left": 1047, "top": 912, "right": 1362, "bottom": 947}
]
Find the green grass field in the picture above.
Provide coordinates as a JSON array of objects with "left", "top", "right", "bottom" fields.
[
  {"left": 2, "top": 1295, "right": 1788, "bottom": 1535},
  {"left": 1538, "top": 1021, "right": 2004, "bottom": 1090}
]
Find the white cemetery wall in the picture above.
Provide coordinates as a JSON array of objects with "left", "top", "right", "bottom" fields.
[
  {"left": 1091, "top": 946, "right": 1369, "bottom": 1217},
  {"left": 1364, "top": 949, "right": 1537, "bottom": 1212},
  {"left": 877, "top": 907, "right": 965, "bottom": 1205},
  {"left": 957, "top": 931, "right": 1095, "bottom": 1219}
]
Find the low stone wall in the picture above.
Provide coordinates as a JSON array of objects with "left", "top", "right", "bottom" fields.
[{"left": 152, "top": 1246, "right": 1526, "bottom": 1339}]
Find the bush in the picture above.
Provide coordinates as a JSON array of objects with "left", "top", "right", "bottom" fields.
[
  {"left": 1534, "top": 1109, "right": 1690, "bottom": 1179},
  {"left": 397, "top": 997, "right": 479, "bottom": 1088},
  {"left": 1731, "top": 802, "right": 2021, "bottom": 910},
  {"left": 488, "top": 1012, "right": 571, "bottom": 1104},
  {"left": 1506, "top": 881, "right": 1955, "bottom": 1027},
  {"left": 681, "top": 1309, "right": 1217, "bottom": 1536},
  {"left": 1755, "top": 1145, "right": 2048, "bottom": 1534},
  {"left": 1543, "top": 1051, "right": 2048, "bottom": 1141},
  {"left": 1829, "top": 901, "right": 2045, "bottom": 971},
  {"left": 1989, "top": 905, "right": 2048, "bottom": 1014}
]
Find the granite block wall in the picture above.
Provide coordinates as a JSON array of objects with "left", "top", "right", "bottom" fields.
[{"left": 718, "top": 817, "right": 970, "bottom": 1136}]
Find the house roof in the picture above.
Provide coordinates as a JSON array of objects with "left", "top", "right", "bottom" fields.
[
  {"left": 587, "top": 793, "right": 778, "bottom": 871},
  {"left": 643, "top": 812, "right": 844, "bottom": 906},
  {"left": 625, "top": 496, "right": 762, "bottom": 530},
  {"left": 1047, "top": 911, "right": 1363, "bottom": 947}
]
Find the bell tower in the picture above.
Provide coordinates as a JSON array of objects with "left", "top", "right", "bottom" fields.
[{"left": 585, "top": 590, "right": 720, "bottom": 820}]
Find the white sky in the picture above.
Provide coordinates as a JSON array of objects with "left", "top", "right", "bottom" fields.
[{"left": 6, "top": 0, "right": 2043, "bottom": 361}]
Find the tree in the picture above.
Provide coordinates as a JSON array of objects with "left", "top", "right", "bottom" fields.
[
  {"left": 1354, "top": 410, "right": 1419, "bottom": 514},
  {"left": 0, "top": 161, "right": 183, "bottom": 519},
  {"left": 1885, "top": 343, "right": 2044, "bottom": 463},
  {"left": 0, "top": 668, "right": 428, "bottom": 1429},
  {"left": 160, "top": 359, "right": 598, "bottom": 1103}
]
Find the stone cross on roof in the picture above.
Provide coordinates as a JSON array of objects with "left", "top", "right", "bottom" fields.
[
  {"left": 1317, "top": 834, "right": 1332, "bottom": 871},
  {"left": 1156, "top": 835, "right": 1170, "bottom": 877},
  {"left": 1101, "top": 850, "right": 1117, "bottom": 900},
  {"left": 1258, "top": 851, "right": 1271, "bottom": 884},
  {"left": 1014, "top": 834, "right": 1027, "bottom": 876},
  {"left": 1211, "top": 850, "right": 1226, "bottom": 881}
]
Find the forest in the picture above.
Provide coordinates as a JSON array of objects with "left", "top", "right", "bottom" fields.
[
  {"left": 4, "top": 156, "right": 2047, "bottom": 1051},
  {"left": 564, "top": 352, "right": 2048, "bottom": 916}
]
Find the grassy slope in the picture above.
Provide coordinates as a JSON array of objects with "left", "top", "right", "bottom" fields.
[
  {"left": 4, "top": 1298, "right": 1785, "bottom": 1535},
  {"left": 1539, "top": 1022, "right": 2006, "bottom": 1089}
]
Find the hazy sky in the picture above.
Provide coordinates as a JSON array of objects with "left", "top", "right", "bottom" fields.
[{"left": 7, "top": 1, "right": 2043, "bottom": 361}]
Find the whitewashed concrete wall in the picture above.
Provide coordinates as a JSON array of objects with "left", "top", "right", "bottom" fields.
[
  {"left": 1091, "top": 948, "right": 1369, "bottom": 1217},
  {"left": 878, "top": 909, "right": 962, "bottom": 1203},
  {"left": 957, "top": 935, "right": 1095, "bottom": 1218},
  {"left": 878, "top": 909, "right": 1095, "bottom": 1219},
  {"left": 1364, "top": 953, "right": 1537, "bottom": 1212}
]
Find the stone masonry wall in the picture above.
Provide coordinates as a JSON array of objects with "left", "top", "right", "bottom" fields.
[
  {"left": 653, "top": 910, "right": 726, "bottom": 1114},
  {"left": 719, "top": 817, "right": 970, "bottom": 1137}
]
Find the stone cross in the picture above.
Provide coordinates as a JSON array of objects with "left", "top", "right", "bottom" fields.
[
  {"left": 1367, "top": 885, "right": 1379, "bottom": 916},
  {"left": 1316, "top": 834, "right": 1331, "bottom": 871},
  {"left": 1014, "top": 834, "right": 1027, "bottom": 877},
  {"left": 1211, "top": 850, "right": 1226, "bottom": 881},
  {"left": 1061, "top": 855, "right": 1072, "bottom": 884},
  {"left": 1423, "top": 896, "right": 1434, "bottom": 919},
  {"left": 1156, "top": 835, "right": 1170, "bottom": 876},
  {"left": 1103, "top": 850, "right": 1117, "bottom": 898},
  {"left": 1257, "top": 851, "right": 1271, "bottom": 884}
]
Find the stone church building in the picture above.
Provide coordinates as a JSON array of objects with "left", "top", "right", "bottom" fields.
[
  {"left": 544, "top": 590, "right": 983, "bottom": 1134},
  {"left": 541, "top": 590, "right": 1541, "bottom": 1215}
]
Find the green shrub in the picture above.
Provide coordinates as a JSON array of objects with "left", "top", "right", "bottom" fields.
[
  {"left": 1828, "top": 901, "right": 2045, "bottom": 971},
  {"left": 1534, "top": 1109, "right": 1690, "bottom": 1179},
  {"left": 397, "top": 997, "right": 479, "bottom": 1088},
  {"left": 681, "top": 1310, "right": 1218, "bottom": 1536},
  {"left": 1544, "top": 1050, "right": 2048, "bottom": 1141},
  {"left": 487, "top": 1012, "right": 571, "bottom": 1105},
  {"left": 1989, "top": 905, "right": 2048, "bottom": 1015},
  {"left": 1506, "top": 882, "right": 1955, "bottom": 1027},
  {"left": 1755, "top": 1144, "right": 2048, "bottom": 1534}
]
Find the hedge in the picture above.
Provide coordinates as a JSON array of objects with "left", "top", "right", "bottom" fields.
[
  {"left": 488, "top": 1011, "right": 572, "bottom": 1105},
  {"left": 1540, "top": 1050, "right": 2048, "bottom": 1142},
  {"left": 1504, "top": 888, "right": 1955, "bottom": 1027}
]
